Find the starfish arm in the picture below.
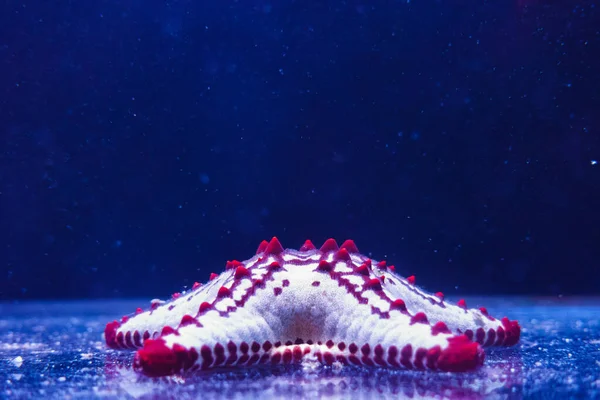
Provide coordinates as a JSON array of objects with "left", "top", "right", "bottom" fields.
[
  {"left": 104, "top": 260, "right": 257, "bottom": 350},
  {"left": 353, "top": 255, "right": 521, "bottom": 347},
  {"left": 386, "top": 277, "right": 521, "bottom": 347},
  {"left": 134, "top": 307, "right": 275, "bottom": 376}
]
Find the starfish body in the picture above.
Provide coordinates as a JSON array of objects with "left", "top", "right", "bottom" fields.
[{"left": 105, "top": 238, "right": 520, "bottom": 377}]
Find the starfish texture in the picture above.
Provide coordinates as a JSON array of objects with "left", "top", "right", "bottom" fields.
[{"left": 105, "top": 238, "right": 520, "bottom": 377}]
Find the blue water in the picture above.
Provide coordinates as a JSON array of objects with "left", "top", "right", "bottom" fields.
[
  {"left": 2, "top": 1, "right": 600, "bottom": 300},
  {"left": 1, "top": 297, "right": 599, "bottom": 399}
]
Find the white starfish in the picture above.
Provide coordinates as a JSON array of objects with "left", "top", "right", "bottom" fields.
[{"left": 105, "top": 237, "right": 520, "bottom": 376}]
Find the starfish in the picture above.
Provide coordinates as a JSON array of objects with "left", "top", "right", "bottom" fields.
[{"left": 105, "top": 237, "right": 520, "bottom": 377}]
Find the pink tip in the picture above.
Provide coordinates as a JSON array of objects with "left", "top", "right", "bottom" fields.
[
  {"left": 340, "top": 239, "right": 359, "bottom": 253},
  {"left": 317, "top": 260, "right": 333, "bottom": 271},
  {"left": 320, "top": 238, "right": 339, "bottom": 252},
  {"left": 104, "top": 321, "right": 121, "bottom": 348},
  {"left": 234, "top": 266, "right": 251, "bottom": 279},
  {"left": 198, "top": 302, "right": 211, "bottom": 313},
  {"left": 135, "top": 339, "right": 178, "bottom": 377},
  {"left": 268, "top": 261, "right": 281, "bottom": 270},
  {"left": 390, "top": 299, "right": 407, "bottom": 312},
  {"left": 431, "top": 321, "right": 451, "bottom": 335},
  {"left": 410, "top": 312, "right": 428, "bottom": 325},
  {"left": 180, "top": 314, "right": 199, "bottom": 327},
  {"left": 501, "top": 317, "right": 521, "bottom": 346},
  {"left": 437, "top": 335, "right": 485, "bottom": 372},
  {"left": 160, "top": 326, "right": 177, "bottom": 337},
  {"left": 355, "top": 263, "right": 369, "bottom": 276},
  {"left": 265, "top": 237, "right": 284, "bottom": 255},
  {"left": 299, "top": 240, "right": 316, "bottom": 251},
  {"left": 365, "top": 278, "right": 382, "bottom": 291},
  {"left": 256, "top": 240, "right": 269, "bottom": 254},
  {"left": 334, "top": 248, "right": 351, "bottom": 261},
  {"left": 217, "top": 286, "right": 231, "bottom": 298}
]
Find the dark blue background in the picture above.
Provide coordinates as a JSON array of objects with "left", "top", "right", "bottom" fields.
[{"left": 1, "top": 1, "right": 599, "bottom": 300}]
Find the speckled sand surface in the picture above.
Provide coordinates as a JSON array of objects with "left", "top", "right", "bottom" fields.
[{"left": 1, "top": 297, "right": 599, "bottom": 399}]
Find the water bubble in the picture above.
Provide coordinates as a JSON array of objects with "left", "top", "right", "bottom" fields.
[{"left": 199, "top": 173, "right": 210, "bottom": 184}]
